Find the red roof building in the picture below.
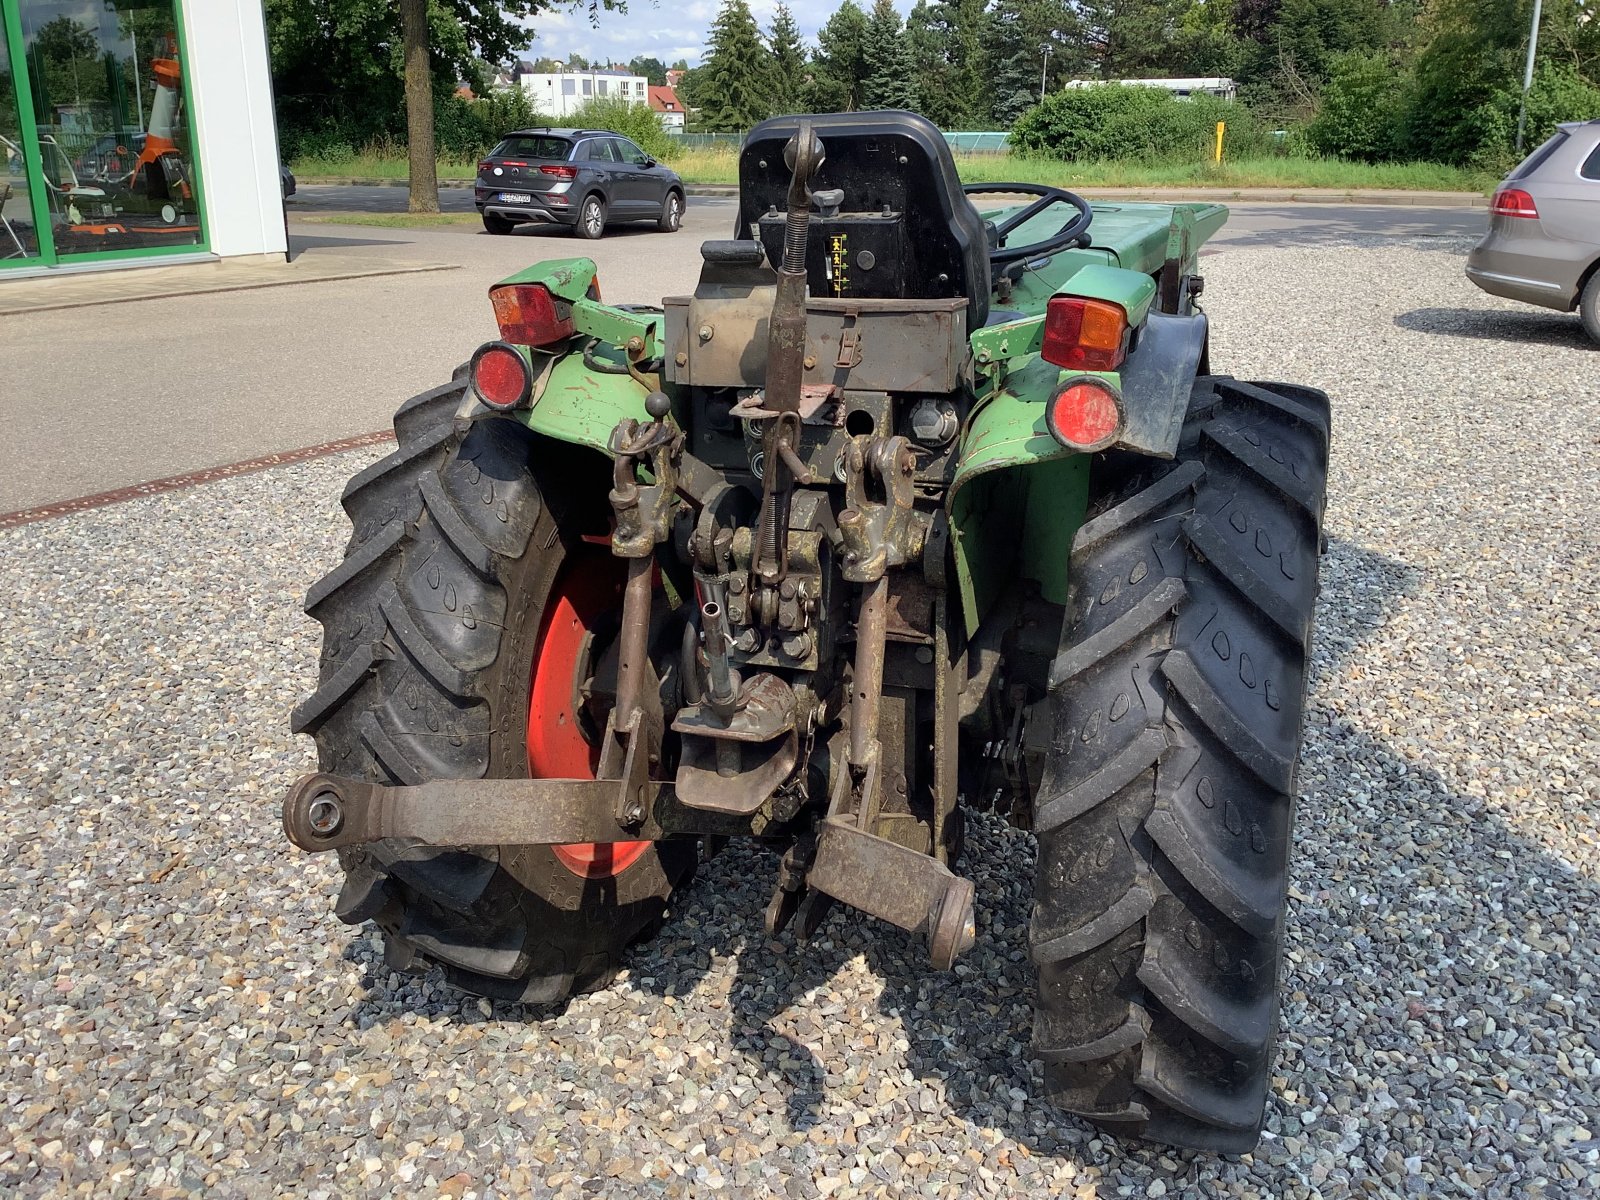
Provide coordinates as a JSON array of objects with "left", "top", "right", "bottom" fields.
[{"left": 648, "top": 85, "right": 686, "bottom": 129}]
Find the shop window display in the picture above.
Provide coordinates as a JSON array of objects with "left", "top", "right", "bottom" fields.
[{"left": 17, "top": 0, "right": 202, "bottom": 258}]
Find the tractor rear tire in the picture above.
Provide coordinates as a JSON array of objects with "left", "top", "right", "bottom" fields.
[
  {"left": 292, "top": 376, "right": 695, "bottom": 1004},
  {"left": 1029, "top": 377, "right": 1330, "bottom": 1152}
]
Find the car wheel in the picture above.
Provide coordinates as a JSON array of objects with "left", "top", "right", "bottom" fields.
[
  {"left": 657, "top": 191, "right": 683, "bottom": 233},
  {"left": 575, "top": 195, "right": 605, "bottom": 241},
  {"left": 482, "top": 212, "right": 515, "bottom": 236},
  {"left": 1580, "top": 271, "right": 1600, "bottom": 346}
]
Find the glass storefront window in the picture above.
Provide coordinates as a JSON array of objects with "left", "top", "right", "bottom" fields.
[
  {"left": 18, "top": 0, "right": 203, "bottom": 259},
  {"left": 2, "top": 17, "right": 43, "bottom": 261}
]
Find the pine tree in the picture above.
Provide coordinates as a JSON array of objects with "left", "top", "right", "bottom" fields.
[
  {"left": 916, "top": 0, "right": 991, "bottom": 128},
  {"left": 808, "top": 0, "right": 871, "bottom": 111},
  {"left": 767, "top": 3, "right": 807, "bottom": 117},
  {"left": 698, "top": 0, "right": 773, "bottom": 131},
  {"left": 907, "top": 1, "right": 963, "bottom": 126},
  {"left": 987, "top": 0, "right": 1084, "bottom": 124},
  {"left": 862, "top": 0, "right": 919, "bottom": 110}
]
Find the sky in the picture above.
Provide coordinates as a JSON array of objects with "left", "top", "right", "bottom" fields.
[{"left": 521, "top": 0, "right": 914, "bottom": 71}]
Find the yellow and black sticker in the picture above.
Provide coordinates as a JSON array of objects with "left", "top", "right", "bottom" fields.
[{"left": 828, "top": 232, "right": 848, "bottom": 297}]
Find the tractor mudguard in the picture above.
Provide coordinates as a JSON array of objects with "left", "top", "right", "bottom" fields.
[{"left": 1116, "top": 309, "right": 1210, "bottom": 458}]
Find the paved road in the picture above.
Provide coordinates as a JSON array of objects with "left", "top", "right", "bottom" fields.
[
  {"left": 290, "top": 184, "right": 1489, "bottom": 244},
  {"left": 2, "top": 196, "right": 1487, "bottom": 511}
]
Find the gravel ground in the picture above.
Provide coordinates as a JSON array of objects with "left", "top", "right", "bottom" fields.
[{"left": 2, "top": 236, "right": 1597, "bottom": 1199}]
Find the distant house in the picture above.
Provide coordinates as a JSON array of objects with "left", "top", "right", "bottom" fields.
[
  {"left": 649, "top": 85, "right": 686, "bottom": 131},
  {"left": 520, "top": 68, "right": 650, "bottom": 117},
  {"left": 665, "top": 68, "right": 686, "bottom": 89},
  {"left": 1062, "top": 77, "right": 1238, "bottom": 101}
]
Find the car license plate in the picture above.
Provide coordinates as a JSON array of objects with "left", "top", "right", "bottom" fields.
[{"left": 499, "top": 192, "right": 533, "bottom": 204}]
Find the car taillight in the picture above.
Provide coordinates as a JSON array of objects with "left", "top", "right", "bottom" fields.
[
  {"left": 1490, "top": 188, "right": 1539, "bottom": 218},
  {"left": 469, "top": 342, "right": 532, "bottom": 411},
  {"left": 1045, "top": 377, "right": 1124, "bottom": 452},
  {"left": 477, "top": 159, "right": 492, "bottom": 172},
  {"left": 541, "top": 164, "right": 577, "bottom": 179},
  {"left": 1041, "top": 296, "right": 1130, "bottom": 371},
  {"left": 490, "top": 283, "right": 576, "bottom": 347}
]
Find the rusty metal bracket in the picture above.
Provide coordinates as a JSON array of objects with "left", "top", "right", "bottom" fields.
[
  {"left": 282, "top": 772, "right": 792, "bottom": 854},
  {"left": 608, "top": 397, "right": 682, "bottom": 559},
  {"left": 806, "top": 817, "right": 977, "bottom": 970},
  {"left": 837, "top": 435, "right": 922, "bottom": 583}
]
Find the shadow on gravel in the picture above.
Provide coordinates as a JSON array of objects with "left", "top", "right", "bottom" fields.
[
  {"left": 1395, "top": 306, "right": 1592, "bottom": 348},
  {"left": 340, "top": 536, "right": 1599, "bottom": 1188}
]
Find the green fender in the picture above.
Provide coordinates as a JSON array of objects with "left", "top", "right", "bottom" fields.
[{"left": 947, "top": 355, "right": 1092, "bottom": 635}]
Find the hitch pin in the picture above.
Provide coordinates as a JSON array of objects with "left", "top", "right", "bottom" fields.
[{"left": 700, "top": 602, "right": 743, "bottom": 777}]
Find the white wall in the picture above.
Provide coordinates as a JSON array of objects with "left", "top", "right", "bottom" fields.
[
  {"left": 519, "top": 73, "right": 650, "bottom": 119},
  {"left": 181, "top": 0, "right": 287, "bottom": 259}
]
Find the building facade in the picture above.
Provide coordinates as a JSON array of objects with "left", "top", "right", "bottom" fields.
[
  {"left": 519, "top": 69, "right": 649, "bottom": 118},
  {"left": 2, "top": 0, "right": 286, "bottom": 277}
]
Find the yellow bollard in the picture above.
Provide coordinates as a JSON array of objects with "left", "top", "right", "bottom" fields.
[{"left": 1214, "top": 121, "right": 1226, "bottom": 163}]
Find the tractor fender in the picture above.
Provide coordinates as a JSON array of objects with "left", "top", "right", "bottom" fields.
[
  {"left": 495, "top": 349, "right": 655, "bottom": 455},
  {"left": 1115, "top": 309, "right": 1209, "bottom": 459}
]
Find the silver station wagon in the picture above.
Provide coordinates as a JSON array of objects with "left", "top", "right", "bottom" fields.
[{"left": 1466, "top": 119, "right": 1600, "bottom": 344}]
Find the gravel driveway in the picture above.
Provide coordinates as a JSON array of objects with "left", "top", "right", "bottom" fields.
[{"left": 2, "top": 235, "right": 1597, "bottom": 1199}]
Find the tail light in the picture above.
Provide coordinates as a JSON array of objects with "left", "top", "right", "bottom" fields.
[
  {"left": 490, "top": 283, "right": 576, "bottom": 347},
  {"left": 1490, "top": 188, "right": 1539, "bottom": 218},
  {"left": 476, "top": 159, "right": 492, "bottom": 172},
  {"left": 1042, "top": 296, "right": 1130, "bottom": 371},
  {"left": 469, "top": 342, "right": 532, "bottom": 411},
  {"left": 1046, "top": 377, "right": 1124, "bottom": 452},
  {"left": 541, "top": 164, "right": 577, "bottom": 180}
]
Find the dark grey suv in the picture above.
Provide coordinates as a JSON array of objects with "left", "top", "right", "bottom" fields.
[{"left": 475, "top": 129, "right": 685, "bottom": 240}]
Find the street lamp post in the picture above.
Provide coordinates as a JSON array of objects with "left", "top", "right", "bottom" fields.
[
  {"left": 1040, "top": 44, "right": 1053, "bottom": 102},
  {"left": 1514, "top": 0, "right": 1544, "bottom": 153}
]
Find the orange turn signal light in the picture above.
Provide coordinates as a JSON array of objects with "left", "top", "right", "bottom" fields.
[{"left": 1041, "top": 296, "right": 1130, "bottom": 371}]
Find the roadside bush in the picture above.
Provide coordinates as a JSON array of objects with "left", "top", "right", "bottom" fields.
[
  {"left": 568, "top": 97, "right": 681, "bottom": 161},
  {"left": 1306, "top": 52, "right": 1408, "bottom": 161},
  {"left": 1463, "top": 64, "right": 1600, "bottom": 172},
  {"left": 1011, "top": 85, "right": 1271, "bottom": 163}
]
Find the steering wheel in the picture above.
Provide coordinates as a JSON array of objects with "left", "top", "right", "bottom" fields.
[{"left": 963, "top": 182, "right": 1093, "bottom": 266}]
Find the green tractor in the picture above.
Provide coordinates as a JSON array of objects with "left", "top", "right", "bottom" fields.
[{"left": 284, "top": 112, "right": 1329, "bottom": 1153}]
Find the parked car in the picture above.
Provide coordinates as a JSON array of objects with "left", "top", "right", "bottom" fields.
[
  {"left": 1466, "top": 118, "right": 1600, "bottom": 344},
  {"left": 281, "top": 165, "right": 296, "bottom": 199},
  {"left": 474, "top": 128, "right": 684, "bottom": 239}
]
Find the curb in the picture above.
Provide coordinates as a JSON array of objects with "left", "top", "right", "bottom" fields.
[{"left": 298, "top": 178, "right": 1486, "bottom": 207}]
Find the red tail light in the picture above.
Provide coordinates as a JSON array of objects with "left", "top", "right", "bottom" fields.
[
  {"left": 1046, "top": 377, "right": 1124, "bottom": 452},
  {"left": 469, "top": 342, "right": 532, "bottom": 411},
  {"left": 1490, "top": 188, "right": 1539, "bottom": 218},
  {"left": 477, "top": 159, "right": 492, "bottom": 172},
  {"left": 541, "top": 164, "right": 577, "bottom": 179},
  {"left": 1041, "top": 296, "right": 1130, "bottom": 371},
  {"left": 490, "top": 283, "right": 576, "bottom": 347}
]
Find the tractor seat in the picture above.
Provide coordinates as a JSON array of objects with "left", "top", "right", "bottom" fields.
[{"left": 736, "top": 111, "right": 994, "bottom": 328}]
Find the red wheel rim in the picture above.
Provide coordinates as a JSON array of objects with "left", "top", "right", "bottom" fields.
[{"left": 528, "top": 546, "right": 652, "bottom": 879}]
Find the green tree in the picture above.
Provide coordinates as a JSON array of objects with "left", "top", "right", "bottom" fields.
[
  {"left": 697, "top": 0, "right": 772, "bottom": 131},
  {"left": 1077, "top": 0, "right": 1190, "bottom": 77},
  {"left": 862, "top": 0, "right": 918, "bottom": 109},
  {"left": 767, "top": 3, "right": 807, "bottom": 116},
  {"left": 1305, "top": 49, "right": 1406, "bottom": 159},
  {"left": 628, "top": 55, "right": 668, "bottom": 85},
  {"left": 808, "top": 0, "right": 871, "bottom": 111},
  {"left": 266, "top": 0, "right": 617, "bottom": 214},
  {"left": 912, "top": 0, "right": 990, "bottom": 127},
  {"left": 985, "top": 0, "right": 1084, "bottom": 125}
]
